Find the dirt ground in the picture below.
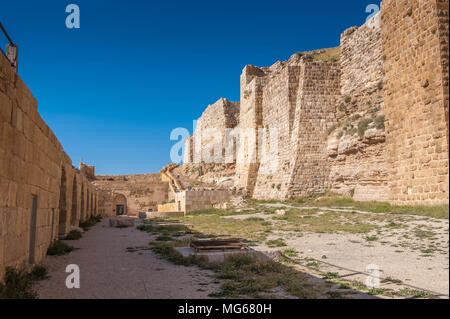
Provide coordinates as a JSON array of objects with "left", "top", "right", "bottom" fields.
[
  {"left": 223, "top": 203, "right": 449, "bottom": 297},
  {"left": 35, "top": 202, "right": 449, "bottom": 299},
  {"left": 35, "top": 219, "right": 220, "bottom": 299}
]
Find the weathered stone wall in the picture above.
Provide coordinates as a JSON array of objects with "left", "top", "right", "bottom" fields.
[
  {"left": 327, "top": 12, "right": 390, "bottom": 201},
  {"left": 187, "top": 98, "right": 239, "bottom": 164},
  {"left": 234, "top": 65, "right": 265, "bottom": 196},
  {"left": 0, "top": 51, "right": 98, "bottom": 279},
  {"left": 287, "top": 58, "right": 341, "bottom": 198},
  {"left": 250, "top": 55, "right": 340, "bottom": 199},
  {"left": 382, "top": 0, "right": 449, "bottom": 205},
  {"left": 157, "top": 202, "right": 178, "bottom": 212},
  {"left": 93, "top": 173, "right": 169, "bottom": 215},
  {"left": 179, "top": 1, "right": 448, "bottom": 206},
  {"left": 251, "top": 56, "right": 301, "bottom": 199},
  {"left": 174, "top": 189, "right": 232, "bottom": 213}
]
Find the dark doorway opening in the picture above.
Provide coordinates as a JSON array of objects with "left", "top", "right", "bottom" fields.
[{"left": 116, "top": 205, "right": 125, "bottom": 216}]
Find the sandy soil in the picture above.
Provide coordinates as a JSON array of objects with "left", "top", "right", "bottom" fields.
[
  {"left": 35, "top": 219, "right": 219, "bottom": 299},
  {"left": 225, "top": 204, "right": 449, "bottom": 297}
]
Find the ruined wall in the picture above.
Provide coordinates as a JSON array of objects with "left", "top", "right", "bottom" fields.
[
  {"left": 174, "top": 189, "right": 232, "bottom": 213},
  {"left": 178, "top": 1, "right": 448, "bottom": 206},
  {"left": 93, "top": 173, "right": 169, "bottom": 215},
  {"left": 234, "top": 66, "right": 265, "bottom": 196},
  {"left": 0, "top": 51, "right": 98, "bottom": 279},
  {"left": 251, "top": 56, "right": 302, "bottom": 199},
  {"left": 251, "top": 55, "right": 340, "bottom": 199},
  {"left": 187, "top": 98, "right": 239, "bottom": 164},
  {"left": 287, "top": 58, "right": 341, "bottom": 198},
  {"left": 327, "top": 12, "right": 390, "bottom": 201},
  {"left": 382, "top": 0, "right": 449, "bottom": 205}
]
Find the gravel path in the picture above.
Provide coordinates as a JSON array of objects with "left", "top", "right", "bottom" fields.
[{"left": 35, "top": 219, "right": 218, "bottom": 299}]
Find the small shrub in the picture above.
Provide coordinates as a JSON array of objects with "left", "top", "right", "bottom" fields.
[
  {"left": 350, "top": 114, "right": 361, "bottom": 122},
  {"left": 365, "top": 235, "right": 378, "bottom": 242},
  {"left": 47, "top": 240, "right": 75, "bottom": 256},
  {"left": 358, "top": 118, "right": 373, "bottom": 137},
  {"left": 266, "top": 238, "right": 287, "bottom": 247},
  {"left": 367, "top": 106, "right": 381, "bottom": 114},
  {"left": 327, "top": 124, "right": 337, "bottom": 135},
  {"left": 374, "top": 115, "right": 385, "bottom": 130},
  {"left": 276, "top": 184, "right": 281, "bottom": 191},
  {"left": 338, "top": 103, "right": 346, "bottom": 112},
  {"left": 0, "top": 267, "right": 38, "bottom": 299},
  {"left": 336, "top": 131, "right": 344, "bottom": 139},
  {"left": 323, "top": 272, "right": 339, "bottom": 279},
  {"left": 349, "top": 188, "right": 355, "bottom": 198},
  {"left": 377, "top": 81, "right": 383, "bottom": 90},
  {"left": 29, "top": 265, "right": 49, "bottom": 281},
  {"left": 79, "top": 215, "right": 102, "bottom": 231},
  {"left": 64, "top": 230, "right": 83, "bottom": 240},
  {"left": 344, "top": 96, "right": 351, "bottom": 103}
]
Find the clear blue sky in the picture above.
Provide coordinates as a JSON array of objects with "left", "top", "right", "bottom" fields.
[{"left": 1, "top": 0, "right": 380, "bottom": 175}]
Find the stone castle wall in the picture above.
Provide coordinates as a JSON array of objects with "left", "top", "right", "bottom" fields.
[
  {"left": 182, "top": 1, "right": 449, "bottom": 205},
  {"left": 93, "top": 174, "right": 169, "bottom": 215},
  {"left": 184, "top": 98, "right": 239, "bottom": 165},
  {"left": 0, "top": 51, "right": 99, "bottom": 279},
  {"left": 327, "top": 12, "right": 390, "bottom": 201},
  {"left": 382, "top": 0, "right": 449, "bottom": 205}
]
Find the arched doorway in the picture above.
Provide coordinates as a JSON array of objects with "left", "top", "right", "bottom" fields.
[
  {"left": 71, "top": 176, "right": 78, "bottom": 225},
  {"left": 113, "top": 194, "right": 127, "bottom": 216},
  {"left": 58, "top": 167, "right": 68, "bottom": 236}
]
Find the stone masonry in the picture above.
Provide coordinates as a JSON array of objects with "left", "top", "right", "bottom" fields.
[
  {"left": 183, "top": 1, "right": 449, "bottom": 205},
  {"left": 382, "top": 0, "right": 449, "bottom": 205},
  {"left": 0, "top": 50, "right": 100, "bottom": 280}
]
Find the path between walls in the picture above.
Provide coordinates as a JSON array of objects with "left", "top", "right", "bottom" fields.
[{"left": 35, "top": 219, "right": 219, "bottom": 299}]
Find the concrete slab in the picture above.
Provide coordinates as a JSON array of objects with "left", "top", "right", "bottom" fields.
[
  {"left": 174, "top": 247, "right": 273, "bottom": 263},
  {"left": 148, "top": 211, "right": 185, "bottom": 218},
  {"left": 109, "top": 217, "right": 135, "bottom": 227}
]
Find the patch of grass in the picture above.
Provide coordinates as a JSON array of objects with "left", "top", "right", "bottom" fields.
[
  {"left": 358, "top": 118, "right": 373, "bottom": 137},
  {"left": 156, "top": 235, "right": 173, "bottom": 242},
  {"left": 368, "top": 288, "right": 391, "bottom": 296},
  {"left": 323, "top": 272, "right": 339, "bottom": 279},
  {"left": 306, "top": 260, "right": 319, "bottom": 269},
  {"left": 205, "top": 255, "right": 320, "bottom": 298},
  {"left": 293, "top": 193, "right": 449, "bottom": 219},
  {"left": 266, "top": 238, "right": 287, "bottom": 247},
  {"left": 327, "top": 124, "right": 337, "bottom": 135},
  {"left": 374, "top": 115, "right": 385, "bottom": 130},
  {"left": 365, "top": 235, "right": 378, "bottom": 242},
  {"left": 282, "top": 249, "right": 298, "bottom": 257},
  {"left": 0, "top": 267, "right": 38, "bottom": 299},
  {"left": 381, "top": 277, "right": 402, "bottom": 284},
  {"left": 29, "top": 265, "right": 49, "bottom": 281},
  {"left": 47, "top": 240, "right": 75, "bottom": 256},
  {"left": 245, "top": 217, "right": 265, "bottom": 222},
  {"left": 393, "top": 288, "right": 436, "bottom": 299},
  {"left": 64, "top": 230, "right": 83, "bottom": 240},
  {"left": 79, "top": 215, "right": 102, "bottom": 231},
  {"left": 414, "top": 230, "right": 436, "bottom": 239}
]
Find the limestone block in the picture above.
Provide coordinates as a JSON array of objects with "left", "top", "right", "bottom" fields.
[{"left": 109, "top": 217, "right": 135, "bottom": 227}]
